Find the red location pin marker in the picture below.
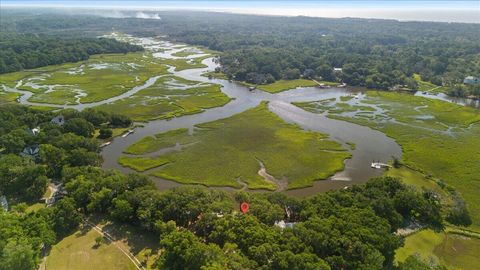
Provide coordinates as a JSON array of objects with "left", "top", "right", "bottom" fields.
[{"left": 240, "top": 202, "right": 249, "bottom": 214}]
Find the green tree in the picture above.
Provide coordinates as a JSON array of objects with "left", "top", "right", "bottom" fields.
[
  {"left": 98, "top": 128, "right": 113, "bottom": 139},
  {"left": 53, "top": 197, "right": 82, "bottom": 237},
  {"left": 63, "top": 118, "right": 94, "bottom": 137},
  {"left": 0, "top": 238, "right": 36, "bottom": 270},
  {"left": 39, "top": 144, "right": 66, "bottom": 178},
  {"left": 110, "top": 198, "right": 134, "bottom": 222}
]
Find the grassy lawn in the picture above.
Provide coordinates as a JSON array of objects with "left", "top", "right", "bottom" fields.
[
  {"left": 385, "top": 166, "right": 452, "bottom": 205},
  {"left": 396, "top": 229, "right": 480, "bottom": 270},
  {"left": 44, "top": 218, "right": 161, "bottom": 270},
  {"left": 44, "top": 227, "right": 137, "bottom": 270},
  {"left": 294, "top": 91, "right": 480, "bottom": 228},
  {"left": 395, "top": 229, "right": 444, "bottom": 264},
  {"left": 253, "top": 79, "right": 318, "bottom": 93},
  {"left": 98, "top": 76, "right": 231, "bottom": 122},
  {"left": 122, "top": 103, "right": 350, "bottom": 190},
  {"left": 413, "top": 73, "right": 450, "bottom": 93}
]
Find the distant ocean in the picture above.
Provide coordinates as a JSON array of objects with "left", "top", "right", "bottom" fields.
[{"left": 2, "top": 1, "right": 479, "bottom": 23}]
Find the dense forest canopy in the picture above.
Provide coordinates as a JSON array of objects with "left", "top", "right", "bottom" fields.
[
  {"left": 0, "top": 33, "right": 143, "bottom": 73},
  {"left": 1, "top": 9, "right": 479, "bottom": 91},
  {"left": 0, "top": 104, "right": 460, "bottom": 270}
]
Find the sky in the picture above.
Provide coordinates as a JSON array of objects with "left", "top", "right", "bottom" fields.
[{"left": 2, "top": 1, "right": 479, "bottom": 23}]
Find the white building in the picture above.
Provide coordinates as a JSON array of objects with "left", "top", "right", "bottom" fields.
[
  {"left": 0, "top": 196, "right": 8, "bottom": 211},
  {"left": 464, "top": 76, "right": 480, "bottom": 85},
  {"left": 28, "top": 127, "right": 40, "bottom": 136}
]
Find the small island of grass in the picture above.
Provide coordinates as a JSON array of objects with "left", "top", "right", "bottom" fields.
[{"left": 120, "top": 102, "right": 351, "bottom": 190}]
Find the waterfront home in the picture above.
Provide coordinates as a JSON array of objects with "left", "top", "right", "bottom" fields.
[
  {"left": 21, "top": 145, "right": 40, "bottom": 158},
  {"left": 464, "top": 76, "right": 479, "bottom": 85},
  {"left": 51, "top": 115, "right": 65, "bottom": 126}
]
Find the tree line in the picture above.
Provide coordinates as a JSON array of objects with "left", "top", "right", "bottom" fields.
[
  {"left": 1, "top": 104, "right": 466, "bottom": 269},
  {"left": 155, "top": 13, "right": 480, "bottom": 91},
  {"left": 2, "top": 10, "right": 479, "bottom": 91},
  {"left": 0, "top": 32, "right": 143, "bottom": 74}
]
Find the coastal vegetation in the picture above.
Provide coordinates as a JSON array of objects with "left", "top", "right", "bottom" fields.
[
  {"left": 0, "top": 102, "right": 456, "bottom": 270},
  {"left": 1, "top": 8, "right": 478, "bottom": 270},
  {"left": 98, "top": 77, "right": 231, "bottom": 121},
  {"left": 122, "top": 103, "right": 351, "bottom": 190},
  {"left": 3, "top": 11, "right": 479, "bottom": 97},
  {"left": 0, "top": 52, "right": 170, "bottom": 104},
  {"left": 294, "top": 91, "right": 480, "bottom": 229},
  {"left": 250, "top": 79, "right": 318, "bottom": 93},
  {"left": 396, "top": 229, "right": 480, "bottom": 270},
  {"left": 0, "top": 32, "right": 143, "bottom": 74}
]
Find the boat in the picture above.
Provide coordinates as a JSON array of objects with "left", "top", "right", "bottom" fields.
[
  {"left": 100, "top": 141, "right": 112, "bottom": 148},
  {"left": 371, "top": 161, "right": 391, "bottom": 169},
  {"left": 121, "top": 129, "right": 135, "bottom": 138}
]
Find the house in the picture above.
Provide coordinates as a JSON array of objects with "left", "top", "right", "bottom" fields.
[
  {"left": 28, "top": 127, "right": 40, "bottom": 136},
  {"left": 333, "top": 67, "right": 343, "bottom": 73},
  {"left": 21, "top": 144, "right": 40, "bottom": 158},
  {"left": 51, "top": 115, "right": 65, "bottom": 126},
  {"left": 464, "top": 76, "right": 480, "bottom": 85},
  {"left": 274, "top": 220, "right": 296, "bottom": 229},
  {"left": 0, "top": 196, "right": 8, "bottom": 211}
]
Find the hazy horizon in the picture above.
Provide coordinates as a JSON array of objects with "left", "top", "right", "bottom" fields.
[{"left": 2, "top": 0, "right": 479, "bottom": 23}]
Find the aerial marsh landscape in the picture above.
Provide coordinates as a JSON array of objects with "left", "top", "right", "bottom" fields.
[
  {"left": 396, "top": 229, "right": 480, "bottom": 270},
  {"left": 0, "top": 52, "right": 171, "bottom": 104},
  {"left": 122, "top": 103, "right": 351, "bottom": 190},
  {"left": 98, "top": 76, "right": 231, "bottom": 121},
  {"left": 295, "top": 91, "right": 480, "bottom": 227},
  {"left": 2, "top": 4, "right": 480, "bottom": 270}
]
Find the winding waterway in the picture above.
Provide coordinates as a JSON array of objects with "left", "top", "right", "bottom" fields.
[
  {"left": 7, "top": 36, "right": 477, "bottom": 197},
  {"left": 100, "top": 56, "right": 402, "bottom": 196}
]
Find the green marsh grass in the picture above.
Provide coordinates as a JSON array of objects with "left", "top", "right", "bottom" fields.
[
  {"left": 295, "top": 91, "right": 480, "bottom": 228},
  {"left": 121, "top": 103, "right": 350, "bottom": 190}
]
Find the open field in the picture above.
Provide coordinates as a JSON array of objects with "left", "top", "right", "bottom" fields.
[
  {"left": 395, "top": 229, "right": 444, "bottom": 264},
  {"left": 98, "top": 77, "right": 231, "bottom": 121},
  {"left": 295, "top": 91, "right": 480, "bottom": 228},
  {"left": 43, "top": 218, "right": 161, "bottom": 270},
  {"left": 121, "top": 103, "right": 350, "bottom": 190},
  {"left": 413, "top": 73, "right": 450, "bottom": 93},
  {"left": 396, "top": 229, "right": 480, "bottom": 270},
  {"left": 44, "top": 227, "right": 137, "bottom": 270}
]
